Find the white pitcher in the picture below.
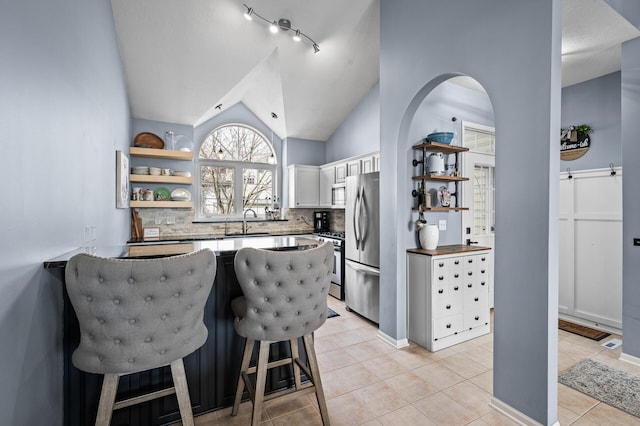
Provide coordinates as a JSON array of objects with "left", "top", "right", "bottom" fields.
[{"left": 416, "top": 221, "right": 439, "bottom": 250}]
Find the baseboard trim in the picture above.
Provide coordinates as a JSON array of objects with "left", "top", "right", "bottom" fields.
[
  {"left": 620, "top": 352, "right": 640, "bottom": 367},
  {"left": 490, "top": 397, "right": 558, "bottom": 426},
  {"left": 377, "top": 330, "right": 409, "bottom": 349}
]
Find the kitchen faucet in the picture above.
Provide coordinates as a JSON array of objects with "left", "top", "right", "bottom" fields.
[{"left": 243, "top": 208, "right": 257, "bottom": 234}]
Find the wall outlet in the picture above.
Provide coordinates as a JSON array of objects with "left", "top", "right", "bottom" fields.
[
  {"left": 439, "top": 220, "right": 447, "bottom": 231},
  {"left": 91, "top": 225, "right": 97, "bottom": 241}
]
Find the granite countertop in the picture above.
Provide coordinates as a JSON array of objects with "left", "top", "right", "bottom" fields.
[{"left": 44, "top": 235, "right": 319, "bottom": 269}]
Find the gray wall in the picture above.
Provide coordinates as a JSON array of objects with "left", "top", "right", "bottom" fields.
[
  {"left": 0, "top": 0, "right": 130, "bottom": 424},
  {"left": 379, "top": 1, "right": 561, "bottom": 424},
  {"left": 561, "top": 71, "right": 622, "bottom": 171},
  {"left": 622, "top": 38, "right": 640, "bottom": 358},
  {"left": 325, "top": 82, "right": 380, "bottom": 162}
]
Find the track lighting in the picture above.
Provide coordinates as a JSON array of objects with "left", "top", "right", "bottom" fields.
[{"left": 242, "top": 3, "right": 320, "bottom": 54}]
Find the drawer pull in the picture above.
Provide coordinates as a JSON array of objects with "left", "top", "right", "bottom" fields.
[
  {"left": 481, "top": 269, "right": 486, "bottom": 274},
  {"left": 454, "top": 273, "right": 459, "bottom": 278},
  {"left": 439, "top": 262, "right": 444, "bottom": 267},
  {"left": 454, "top": 260, "right": 460, "bottom": 265},
  {"left": 446, "top": 324, "right": 452, "bottom": 329},
  {"left": 439, "top": 276, "right": 444, "bottom": 281},
  {"left": 468, "top": 271, "right": 473, "bottom": 276},
  {"left": 446, "top": 304, "right": 452, "bottom": 309},
  {"left": 438, "top": 289, "right": 444, "bottom": 294},
  {"left": 475, "top": 316, "right": 480, "bottom": 321},
  {"left": 481, "top": 281, "right": 486, "bottom": 286},
  {"left": 467, "top": 283, "right": 473, "bottom": 288},
  {"left": 468, "top": 259, "right": 473, "bottom": 263},
  {"left": 454, "top": 286, "right": 459, "bottom": 291},
  {"left": 474, "top": 297, "right": 479, "bottom": 302},
  {"left": 481, "top": 257, "right": 486, "bottom": 261}
]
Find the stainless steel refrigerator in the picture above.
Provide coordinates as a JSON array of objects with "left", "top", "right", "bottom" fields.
[{"left": 345, "top": 171, "right": 380, "bottom": 323}]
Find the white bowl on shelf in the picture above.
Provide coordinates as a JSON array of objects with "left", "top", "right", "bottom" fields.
[
  {"left": 171, "top": 188, "right": 191, "bottom": 201},
  {"left": 149, "top": 167, "right": 161, "bottom": 176}
]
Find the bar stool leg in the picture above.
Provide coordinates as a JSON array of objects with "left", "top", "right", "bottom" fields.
[
  {"left": 290, "top": 338, "right": 302, "bottom": 389},
  {"left": 303, "top": 334, "right": 330, "bottom": 425},
  {"left": 232, "top": 338, "right": 255, "bottom": 416},
  {"left": 251, "top": 341, "right": 271, "bottom": 426},
  {"left": 95, "top": 373, "right": 119, "bottom": 426},
  {"left": 171, "top": 359, "right": 194, "bottom": 426}
]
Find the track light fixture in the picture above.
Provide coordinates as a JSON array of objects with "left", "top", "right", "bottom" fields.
[{"left": 242, "top": 3, "right": 320, "bottom": 54}]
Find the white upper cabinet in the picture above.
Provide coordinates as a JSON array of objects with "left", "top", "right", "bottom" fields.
[{"left": 288, "top": 165, "right": 320, "bottom": 208}]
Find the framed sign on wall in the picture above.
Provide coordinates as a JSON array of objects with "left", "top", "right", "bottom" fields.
[{"left": 561, "top": 124, "right": 592, "bottom": 161}]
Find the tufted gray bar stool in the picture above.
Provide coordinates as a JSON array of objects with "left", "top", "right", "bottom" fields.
[
  {"left": 65, "top": 249, "right": 216, "bottom": 426},
  {"left": 231, "top": 242, "right": 334, "bottom": 425}
]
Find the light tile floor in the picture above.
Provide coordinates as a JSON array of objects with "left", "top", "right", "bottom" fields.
[{"left": 189, "top": 298, "right": 640, "bottom": 425}]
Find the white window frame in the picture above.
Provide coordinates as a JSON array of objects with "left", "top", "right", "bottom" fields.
[{"left": 196, "top": 123, "right": 277, "bottom": 220}]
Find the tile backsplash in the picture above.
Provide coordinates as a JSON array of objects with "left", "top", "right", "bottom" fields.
[{"left": 134, "top": 208, "right": 345, "bottom": 239}]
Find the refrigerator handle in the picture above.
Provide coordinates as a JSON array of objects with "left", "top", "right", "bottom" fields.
[
  {"left": 359, "top": 185, "right": 368, "bottom": 251},
  {"left": 353, "top": 185, "right": 361, "bottom": 249}
]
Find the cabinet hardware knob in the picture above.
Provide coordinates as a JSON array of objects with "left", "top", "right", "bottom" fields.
[
  {"left": 481, "top": 269, "right": 486, "bottom": 273},
  {"left": 468, "top": 259, "right": 473, "bottom": 263},
  {"left": 439, "top": 263, "right": 444, "bottom": 267},
  {"left": 439, "top": 276, "right": 444, "bottom": 280},
  {"left": 446, "top": 324, "right": 451, "bottom": 329},
  {"left": 454, "top": 273, "right": 459, "bottom": 278},
  {"left": 438, "top": 289, "right": 444, "bottom": 294},
  {"left": 454, "top": 260, "right": 460, "bottom": 265},
  {"left": 475, "top": 316, "right": 480, "bottom": 320},
  {"left": 446, "top": 304, "right": 451, "bottom": 309},
  {"left": 454, "top": 286, "right": 459, "bottom": 291},
  {"left": 467, "top": 283, "right": 473, "bottom": 288},
  {"left": 474, "top": 297, "right": 479, "bottom": 301},
  {"left": 468, "top": 271, "right": 473, "bottom": 276},
  {"left": 481, "top": 281, "right": 486, "bottom": 286},
  {"left": 481, "top": 257, "right": 486, "bottom": 261}
]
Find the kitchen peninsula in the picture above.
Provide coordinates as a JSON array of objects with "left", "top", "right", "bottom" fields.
[{"left": 45, "top": 235, "right": 319, "bottom": 426}]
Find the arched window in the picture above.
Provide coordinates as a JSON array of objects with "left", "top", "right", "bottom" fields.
[{"left": 197, "top": 124, "right": 277, "bottom": 218}]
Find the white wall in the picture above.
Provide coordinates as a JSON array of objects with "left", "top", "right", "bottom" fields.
[
  {"left": 379, "top": 0, "right": 561, "bottom": 424},
  {"left": 0, "top": 0, "right": 130, "bottom": 424}
]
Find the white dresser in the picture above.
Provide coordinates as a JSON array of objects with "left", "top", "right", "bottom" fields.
[{"left": 407, "top": 245, "right": 492, "bottom": 351}]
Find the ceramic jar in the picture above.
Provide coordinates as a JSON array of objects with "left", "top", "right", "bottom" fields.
[{"left": 417, "top": 222, "right": 439, "bottom": 250}]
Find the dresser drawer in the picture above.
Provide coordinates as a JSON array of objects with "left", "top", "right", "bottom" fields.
[
  {"left": 433, "top": 294, "right": 463, "bottom": 318},
  {"left": 464, "top": 309, "right": 490, "bottom": 330},
  {"left": 434, "top": 314, "right": 463, "bottom": 340}
]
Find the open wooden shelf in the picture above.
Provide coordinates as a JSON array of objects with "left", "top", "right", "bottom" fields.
[
  {"left": 130, "top": 201, "right": 193, "bottom": 208},
  {"left": 412, "top": 141, "right": 469, "bottom": 155},
  {"left": 130, "top": 175, "right": 193, "bottom": 184},
  {"left": 130, "top": 147, "right": 193, "bottom": 161}
]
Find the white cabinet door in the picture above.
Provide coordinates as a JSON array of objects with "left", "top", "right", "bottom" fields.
[
  {"left": 288, "top": 165, "right": 319, "bottom": 208},
  {"left": 335, "top": 162, "right": 347, "bottom": 184},
  {"left": 319, "top": 166, "right": 333, "bottom": 207},
  {"left": 347, "top": 159, "right": 361, "bottom": 177}
]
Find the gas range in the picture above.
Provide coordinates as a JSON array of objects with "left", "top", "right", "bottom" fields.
[{"left": 313, "top": 231, "right": 345, "bottom": 247}]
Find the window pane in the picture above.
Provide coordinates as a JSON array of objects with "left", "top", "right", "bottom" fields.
[
  {"left": 200, "top": 166, "right": 234, "bottom": 215},
  {"left": 199, "top": 125, "right": 275, "bottom": 164},
  {"left": 473, "top": 165, "right": 495, "bottom": 236},
  {"left": 243, "top": 168, "right": 272, "bottom": 214},
  {"left": 463, "top": 129, "right": 495, "bottom": 154}
]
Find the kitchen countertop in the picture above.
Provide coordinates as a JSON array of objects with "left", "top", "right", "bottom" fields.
[
  {"left": 406, "top": 244, "right": 491, "bottom": 256},
  {"left": 44, "top": 235, "right": 319, "bottom": 269}
]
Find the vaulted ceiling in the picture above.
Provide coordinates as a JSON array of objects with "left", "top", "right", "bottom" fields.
[{"left": 111, "top": 0, "right": 639, "bottom": 142}]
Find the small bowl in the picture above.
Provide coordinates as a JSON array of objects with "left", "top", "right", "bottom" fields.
[
  {"left": 171, "top": 187, "right": 191, "bottom": 201},
  {"left": 149, "top": 167, "right": 161, "bottom": 176},
  {"left": 426, "top": 132, "right": 454, "bottom": 144}
]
